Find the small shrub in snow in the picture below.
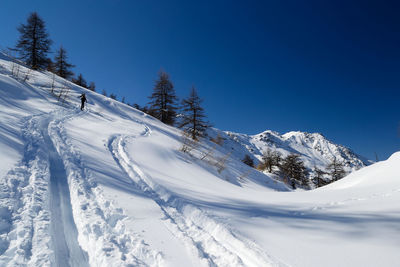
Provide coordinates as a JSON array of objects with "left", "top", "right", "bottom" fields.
[
  {"left": 214, "top": 152, "right": 231, "bottom": 173},
  {"left": 180, "top": 132, "right": 198, "bottom": 154},
  {"left": 242, "top": 154, "right": 254, "bottom": 168},
  {"left": 238, "top": 169, "right": 253, "bottom": 182},
  {"left": 210, "top": 134, "right": 224, "bottom": 146}
]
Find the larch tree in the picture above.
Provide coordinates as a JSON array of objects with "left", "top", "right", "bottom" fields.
[
  {"left": 281, "top": 154, "right": 308, "bottom": 189},
  {"left": 148, "top": 71, "right": 178, "bottom": 125},
  {"left": 259, "top": 149, "right": 282, "bottom": 172},
  {"left": 312, "top": 166, "right": 327, "bottom": 187},
  {"left": 54, "top": 46, "right": 74, "bottom": 79},
  {"left": 179, "top": 86, "right": 210, "bottom": 140},
  {"left": 327, "top": 158, "right": 346, "bottom": 181},
  {"left": 73, "top": 73, "right": 87, "bottom": 88},
  {"left": 15, "top": 12, "right": 52, "bottom": 70}
]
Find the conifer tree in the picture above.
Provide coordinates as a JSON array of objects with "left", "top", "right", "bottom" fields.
[
  {"left": 73, "top": 73, "right": 87, "bottom": 88},
  {"left": 312, "top": 166, "right": 327, "bottom": 187},
  {"left": 281, "top": 154, "right": 308, "bottom": 189},
  {"left": 110, "top": 93, "right": 117, "bottom": 100},
  {"left": 15, "top": 12, "right": 52, "bottom": 70},
  {"left": 327, "top": 158, "right": 346, "bottom": 181},
  {"left": 148, "top": 71, "right": 178, "bottom": 125},
  {"left": 179, "top": 86, "right": 209, "bottom": 140},
  {"left": 54, "top": 46, "right": 74, "bottom": 79}
]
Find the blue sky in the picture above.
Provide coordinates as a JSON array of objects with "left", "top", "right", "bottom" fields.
[{"left": 1, "top": 0, "right": 399, "bottom": 160}]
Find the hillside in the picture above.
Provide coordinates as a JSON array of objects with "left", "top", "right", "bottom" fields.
[
  {"left": 0, "top": 53, "right": 399, "bottom": 267},
  {"left": 209, "top": 128, "right": 371, "bottom": 183}
]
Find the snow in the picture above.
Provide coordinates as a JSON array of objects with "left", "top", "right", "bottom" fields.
[
  {"left": 0, "top": 53, "right": 399, "bottom": 266},
  {"left": 210, "top": 128, "right": 371, "bottom": 182}
]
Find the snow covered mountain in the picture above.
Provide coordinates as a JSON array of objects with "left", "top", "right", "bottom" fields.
[
  {"left": 0, "top": 52, "right": 399, "bottom": 267},
  {"left": 208, "top": 128, "right": 371, "bottom": 180}
]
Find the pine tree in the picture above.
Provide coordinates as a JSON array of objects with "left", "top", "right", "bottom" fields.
[
  {"left": 15, "top": 12, "right": 52, "bottom": 70},
  {"left": 73, "top": 73, "right": 87, "bottom": 88},
  {"left": 312, "top": 166, "right": 327, "bottom": 187},
  {"left": 54, "top": 46, "right": 74, "bottom": 79},
  {"left": 179, "top": 86, "right": 209, "bottom": 140},
  {"left": 281, "top": 154, "right": 308, "bottom": 189},
  {"left": 327, "top": 158, "right": 346, "bottom": 181},
  {"left": 148, "top": 71, "right": 178, "bottom": 125},
  {"left": 109, "top": 93, "right": 117, "bottom": 100}
]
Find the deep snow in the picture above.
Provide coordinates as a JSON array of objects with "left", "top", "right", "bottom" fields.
[{"left": 0, "top": 53, "right": 399, "bottom": 266}]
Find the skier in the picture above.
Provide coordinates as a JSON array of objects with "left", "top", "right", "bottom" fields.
[{"left": 79, "top": 93, "right": 87, "bottom": 111}]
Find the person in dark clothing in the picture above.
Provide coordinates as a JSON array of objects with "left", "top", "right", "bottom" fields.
[{"left": 79, "top": 93, "right": 87, "bottom": 110}]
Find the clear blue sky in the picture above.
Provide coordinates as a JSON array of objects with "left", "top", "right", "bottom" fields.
[{"left": 1, "top": 0, "right": 399, "bottom": 160}]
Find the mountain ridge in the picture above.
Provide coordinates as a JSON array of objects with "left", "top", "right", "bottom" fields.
[{"left": 208, "top": 127, "right": 371, "bottom": 183}]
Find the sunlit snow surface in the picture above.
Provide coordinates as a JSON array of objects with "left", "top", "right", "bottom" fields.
[{"left": 0, "top": 53, "right": 399, "bottom": 266}]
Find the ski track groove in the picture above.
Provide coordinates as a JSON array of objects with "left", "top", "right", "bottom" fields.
[
  {"left": 109, "top": 126, "right": 288, "bottom": 267},
  {"left": 48, "top": 108, "right": 164, "bottom": 266},
  {"left": 41, "top": 113, "right": 90, "bottom": 267},
  {"left": 0, "top": 113, "right": 54, "bottom": 266},
  {"left": 0, "top": 108, "right": 164, "bottom": 266}
]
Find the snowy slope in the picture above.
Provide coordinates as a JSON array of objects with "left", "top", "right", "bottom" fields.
[
  {"left": 208, "top": 128, "right": 371, "bottom": 180},
  {"left": 0, "top": 53, "right": 399, "bottom": 267}
]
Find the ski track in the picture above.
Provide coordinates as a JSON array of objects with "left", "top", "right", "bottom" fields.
[
  {"left": 0, "top": 108, "right": 165, "bottom": 266},
  {"left": 0, "top": 109, "right": 91, "bottom": 266},
  {"left": 109, "top": 125, "right": 288, "bottom": 267},
  {"left": 0, "top": 113, "right": 54, "bottom": 266},
  {"left": 48, "top": 109, "right": 164, "bottom": 266},
  {"left": 41, "top": 114, "right": 90, "bottom": 267}
]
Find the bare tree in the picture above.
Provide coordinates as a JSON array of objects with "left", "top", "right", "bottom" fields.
[
  {"left": 327, "top": 158, "right": 346, "bottom": 181},
  {"left": 148, "top": 70, "right": 178, "bottom": 125},
  {"left": 312, "top": 166, "right": 327, "bottom": 187},
  {"left": 15, "top": 12, "right": 52, "bottom": 70},
  {"left": 179, "top": 86, "right": 210, "bottom": 140},
  {"left": 259, "top": 149, "right": 281, "bottom": 172},
  {"left": 54, "top": 46, "right": 74, "bottom": 79},
  {"left": 73, "top": 73, "right": 87, "bottom": 88}
]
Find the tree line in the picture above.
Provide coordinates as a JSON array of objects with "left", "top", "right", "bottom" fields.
[
  {"left": 10, "top": 12, "right": 210, "bottom": 141},
  {"left": 9, "top": 12, "right": 96, "bottom": 91},
  {"left": 242, "top": 148, "right": 347, "bottom": 189}
]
